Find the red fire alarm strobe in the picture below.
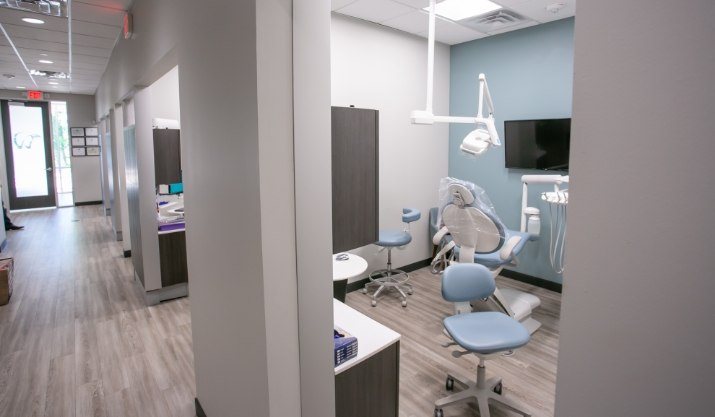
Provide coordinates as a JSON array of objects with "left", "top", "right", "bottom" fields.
[{"left": 123, "top": 13, "right": 133, "bottom": 40}]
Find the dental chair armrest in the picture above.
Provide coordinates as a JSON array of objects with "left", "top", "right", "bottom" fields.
[
  {"left": 433, "top": 226, "right": 450, "bottom": 245},
  {"left": 499, "top": 235, "right": 523, "bottom": 261}
]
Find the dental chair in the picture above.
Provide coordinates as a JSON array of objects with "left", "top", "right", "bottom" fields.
[
  {"left": 431, "top": 178, "right": 542, "bottom": 334},
  {"left": 363, "top": 208, "right": 421, "bottom": 307},
  {"left": 435, "top": 263, "right": 532, "bottom": 417}
]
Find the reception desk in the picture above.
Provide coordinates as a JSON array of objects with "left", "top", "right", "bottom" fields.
[{"left": 334, "top": 299, "right": 400, "bottom": 417}]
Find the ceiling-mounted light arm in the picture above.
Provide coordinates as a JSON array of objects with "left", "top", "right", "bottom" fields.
[
  {"left": 411, "top": 0, "right": 501, "bottom": 157},
  {"left": 425, "top": 0, "right": 436, "bottom": 115},
  {"left": 478, "top": 73, "right": 494, "bottom": 118}
]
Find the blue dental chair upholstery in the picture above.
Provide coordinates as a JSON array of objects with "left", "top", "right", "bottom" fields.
[
  {"left": 430, "top": 179, "right": 542, "bottom": 334},
  {"left": 435, "top": 263, "right": 531, "bottom": 417},
  {"left": 363, "top": 208, "right": 421, "bottom": 307}
]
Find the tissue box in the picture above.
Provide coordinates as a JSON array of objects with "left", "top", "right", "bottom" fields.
[
  {"left": 0, "top": 257, "right": 14, "bottom": 306},
  {"left": 334, "top": 327, "right": 358, "bottom": 366}
]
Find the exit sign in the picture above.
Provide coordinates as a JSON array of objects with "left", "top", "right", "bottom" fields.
[{"left": 27, "top": 90, "right": 43, "bottom": 100}]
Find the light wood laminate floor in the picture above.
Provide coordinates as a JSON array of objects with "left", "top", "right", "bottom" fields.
[
  {"left": 346, "top": 267, "right": 561, "bottom": 417},
  {"left": 0, "top": 206, "right": 195, "bottom": 417},
  {"left": 0, "top": 206, "right": 559, "bottom": 417}
]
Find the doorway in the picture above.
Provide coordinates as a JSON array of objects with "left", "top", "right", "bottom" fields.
[{"left": 1, "top": 100, "right": 56, "bottom": 210}]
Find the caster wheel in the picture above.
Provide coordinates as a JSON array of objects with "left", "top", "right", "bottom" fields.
[
  {"left": 445, "top": 377, "right": 455, "bottom": 391},
  {"left": 371, "top": 300, "right": 377, "bottom": 307},
  {"left": 401, "top": 300, "right": 407, "bottom": 307},
  {"left": 361, "top": 288, "right": 368, "bottom": 294},
  {"left": 434, "top": 408, "right": 444, "bottom": 417},
  {"left": 493, "top": 382, "right": 502, "bottom": 395}
]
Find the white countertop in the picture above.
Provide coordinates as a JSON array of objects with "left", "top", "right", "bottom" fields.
[
  {"left": 332, "top": 253, "right": 368, "bottom": 281},
  {"left": 334, "top": 299, "right": 400, "bottom": 375}
]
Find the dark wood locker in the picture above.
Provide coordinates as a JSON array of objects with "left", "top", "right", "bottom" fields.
[{"left": 331, "top": 106, "right": 379, "bottom": 253}]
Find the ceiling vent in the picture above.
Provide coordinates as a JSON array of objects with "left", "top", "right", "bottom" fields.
[
  {"left": 0, "top": 0, "right": 67, "bottom": 17},
  {"left": 459, "top": 9, "right": 529, "bottom": 33},
  {"left": 30, "top": 69, "right": 69, "bottom": 79}
]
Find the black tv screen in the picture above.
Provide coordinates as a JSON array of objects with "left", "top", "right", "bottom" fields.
[{"left": 504, "top": 118, "right": 570, "bottom": 171}]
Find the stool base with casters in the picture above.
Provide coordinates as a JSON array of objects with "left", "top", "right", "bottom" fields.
[
  {"left": 434, "top": 356, "right": 531, "bottom": 417},
  {"left": 362, "top": 247, "right": 413, "bottom": 307},
  {"left": 436, "top": 263, "right": 533, "bottom": 417},
  {"left": 362, "top": 208, "right": 421, "bottom": 308}
]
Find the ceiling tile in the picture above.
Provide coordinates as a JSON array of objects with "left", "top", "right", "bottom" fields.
[
  {"left": 337, "top": 0, "right": 415, "bottom": 23},
  {"left": 418, "top": 18, "right": 488, "bottom": 45},
  {"left": 382, "top": 10, "right": 427, "bottom": 34},
  {"left": 71, "top": 19, "right": 121, "bottom": 39},
  {"left": 72, "top": 2, "right": 124, "bottom": 27},
  {"left": 509, "top": 0, "right": 576, "bottom": 23}
]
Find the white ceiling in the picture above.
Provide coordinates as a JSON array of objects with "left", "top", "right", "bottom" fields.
[
  {"left": 0, "top": 0, "right": 131, "bottom": 95},
  {"left": 332, "top": 0, "right": 576, "bottom": 45}
]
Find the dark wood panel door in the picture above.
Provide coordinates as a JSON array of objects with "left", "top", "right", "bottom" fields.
[{"left": 331, "top": 106, "right": 379, "bottom": 253}]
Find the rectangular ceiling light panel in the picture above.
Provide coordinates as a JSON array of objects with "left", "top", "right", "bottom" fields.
[{"left": 424, "top": 0, "right": 502, "bottom": 21}]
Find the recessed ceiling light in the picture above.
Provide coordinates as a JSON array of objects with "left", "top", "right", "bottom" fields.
[
  {"left": 48, "top": 81, "right": 58, "bottom": 85},
  {"left": 424, "top": 0, "right": 502, "bottom": 21},
  {"left": 40, "top": 53, "right": 48, "bottom": 56},
  {"left": 16, "top": 86, "right": 25, "bottom": 89},
  {"left": 22, "top": 17, "right": 45, "bottom": 25},
  {"left": 39, "top": 59, "right": 53, "bottom": 64}
]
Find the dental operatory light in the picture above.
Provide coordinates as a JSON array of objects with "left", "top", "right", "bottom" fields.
[
  {"left": 423, "top": 0, "right": 501, "bottom": 21},
  {"left": 412, "top": 0, "right": 501, "bottom": 157}
]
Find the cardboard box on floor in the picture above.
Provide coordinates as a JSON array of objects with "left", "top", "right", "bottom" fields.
[{"left": 0, "top": 257, "right": 14, "bottom": 306}]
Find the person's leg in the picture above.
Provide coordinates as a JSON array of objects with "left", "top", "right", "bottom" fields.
[{"left": 3, "top": 204, "right": 23, "bottom": 231}]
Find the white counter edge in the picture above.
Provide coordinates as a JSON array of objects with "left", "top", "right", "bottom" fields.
[{"left": 334, "top": 299, "right": 401, "bottom": 375}]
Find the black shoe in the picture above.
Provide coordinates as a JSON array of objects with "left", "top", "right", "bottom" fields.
[{"left": 8, "top": 224, "right": 23, "bottom": 230}]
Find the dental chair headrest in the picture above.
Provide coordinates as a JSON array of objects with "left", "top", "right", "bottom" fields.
[{"left": 448, "top": 183, "right": 475, "bottom": 207}]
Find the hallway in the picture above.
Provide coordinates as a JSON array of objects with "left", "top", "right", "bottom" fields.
[{"left": 0, "top": 206, "right": 195, "bottom": 417}]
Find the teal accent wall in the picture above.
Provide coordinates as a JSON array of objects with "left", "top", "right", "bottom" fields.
[{"left": 448, "top": 18, "right": 574, "bottom": 283}]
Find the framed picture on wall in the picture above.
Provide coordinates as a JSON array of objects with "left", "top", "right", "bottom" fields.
[
  {"left": 86, "top": 147, "right": 100, "bottom": 156},
  {"left": 72, "top": 147, "right": 86, "bottom": 156},
  {"left": 85, "top": 137, "right": 99, "bottom": 146},
  {"left": 71, "top": 127, "right": 85, "bottom": 137},
  {"left": 71, "top": 137, "right": 86, "bottom": 146},
  {"left": 85, "top": 127, "right": 99, "bottom": 136}
]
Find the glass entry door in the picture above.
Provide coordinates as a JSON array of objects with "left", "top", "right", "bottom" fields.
[{"left": 1, "top": 100, "right": 56, "bottom": 209}]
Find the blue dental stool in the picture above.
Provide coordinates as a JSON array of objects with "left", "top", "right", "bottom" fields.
[
  {"left": 362, "top": 207, "right": 421, "bottom": 307},
  {"left": 435, "top": 263, "right": 532, "bottom": 417}
]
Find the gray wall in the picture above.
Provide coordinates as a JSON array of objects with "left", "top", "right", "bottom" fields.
[
  {"left": 294, "top": 1, "right": 335, "bottom": 416},
  {"left": 448, "top": 19, "right": 574, "bottom": 283},
  {"left": 555, "top": 2, "right": 715, "bottom": 416},
  {"left": 96, "top": 0, "right": 336, "bottom": 415}
]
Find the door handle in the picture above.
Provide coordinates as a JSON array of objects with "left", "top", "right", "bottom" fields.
[{"left": 46, "top": 167, "right": 53, "bottom": 172}]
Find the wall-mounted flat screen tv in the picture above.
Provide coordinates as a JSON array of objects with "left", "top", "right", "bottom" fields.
[{"left": 504, "top": 118, "right": 570, "bottom": 171}]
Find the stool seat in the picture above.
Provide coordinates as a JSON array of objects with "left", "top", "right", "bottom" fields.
[
  {"left": 444, "top": 312, "right": 530, "bottom": 355},
  {"left": 377, "top": 230, "right": 412, "bottom": 247}
]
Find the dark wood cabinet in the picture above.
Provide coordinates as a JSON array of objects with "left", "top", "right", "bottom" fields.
[
  {"left": 158, "top": 231, "right": 188, "bottom": 287},
  {"left": 331, "top": 106, "right": 379, "bottom": 253},
  {"left": 335, "top": 342, "right": 399, "bottom": 417},
  {"left": 153, "top": 129, "right": 182, "bottom": 186}
]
